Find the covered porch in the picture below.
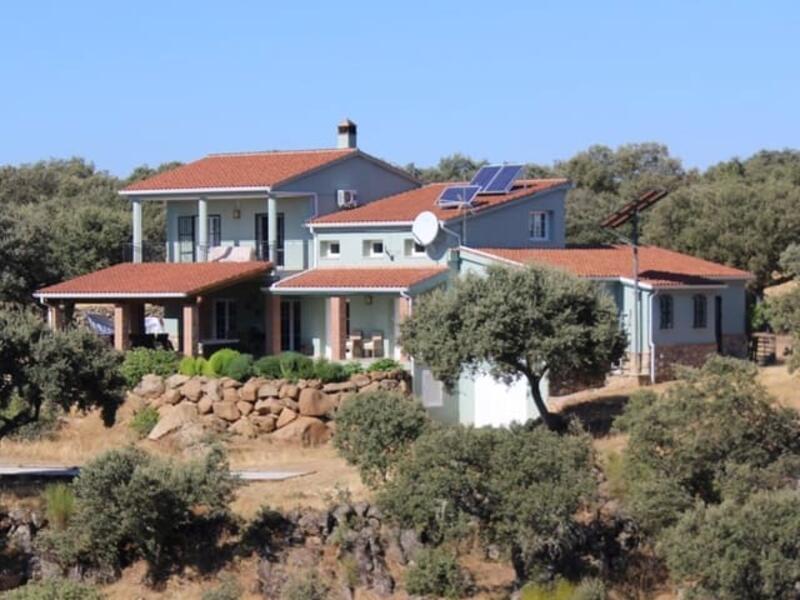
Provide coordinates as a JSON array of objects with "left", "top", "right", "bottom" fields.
[
  {"left": 268, "top": 266, "right": 450, "bottom": 362},
  {"left": 35, "top": 262, "right": 272, "bottom": 357}
]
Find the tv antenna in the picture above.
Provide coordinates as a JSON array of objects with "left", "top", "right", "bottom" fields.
[{"left": 600, "top": 188, "right": 669, "bottom": 378}]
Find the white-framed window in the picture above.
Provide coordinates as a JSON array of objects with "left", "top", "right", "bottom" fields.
[
  {"left": 659, "top": 294, "right": 674, "bottom": 330},
  {"left": 404, "top": 238, "right": 426, "bottom": 257},
  {"left": 320, "top": 240, "right": 341, "bottom": 259},
  {"left": 529, "top": 211, "right": 548, "bottom": 241},
  {"left": 213, "top": 299, "right": 237, "bottom": 340},
  {"left": 364, "top": 239, "right": 384, "bottom": 257}
]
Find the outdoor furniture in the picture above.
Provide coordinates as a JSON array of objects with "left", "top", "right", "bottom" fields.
[
  {"left": 363, "top": 331, "right": 384, "bottom": 358},
  {"left": 346, "top": 330, "right": 364, "bottom": 358},
  {"left": 208, "top": 246, "right": 256, "bottom": 262}
]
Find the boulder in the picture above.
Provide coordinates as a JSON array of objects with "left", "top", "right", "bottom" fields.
[
  {"left": 161, "top": 388, "right": 181, "bottom": 406},
  {"left": 135, "top": 374, "right": 165, "bottom": 398},
  {"left": 174, "top": 421, "right": 206, "bottom": 448},
  {"left": 283, "top": 398, "right": 300, "bottom": 412},
  {"left": 251, "top": 415, "right": 277, "bottom": 433},
  {"left": 240, "top": 381, "right": 259, "bottom": 402},
  {"left": 165, "top": 374, "right": 190, "bottom": 389},
  {"left": 276, "top": 407, "right": 298, "bottom": 428},
  {"left": 201, "top": 414, "right": 229, "bottom": 433},
  {"left": 222, "top": 387, "right": 240, "bottom": 403},
  {"left": 360, "top": 381, "right": 381, "bottom": 394},
  {"left": 370, "top": 370, "right": 388, "bottom": 381},
  {"left": 181, "top": 378, "right": 204, "bottom": 402},
  {"left": 322, "top": 381, "right": 357, "bottom": 393},
  {"left": 255, "top": 398, "right": 284, "bottom": 415},
  {"left": 148, "top": 402, "right": 198, "bottom": 440},
  {"left": 298, "top": 388, "right": 335, "bottom": 417},
  {"left": 237, "top": 400, "right": 253, "bottom": 417},
  {"left": 271, "top": 416, "right": 331, "bottom": 446},
  {"left": 203, "top": 380, "right": 222, "bottom": 403},
  {"left": 220, "top": 377, "right": 241, "bottom": 389},
  {"left": 280, "top": 383, "right": 300, "bottom": 400},
  {"left": 197, "top": 396, "right": 213, "bottom": 415},
  {"left": 229, "top": 417, "right": 256, "bottom": 438},
  {"left": 213, "top": 401, "right": 241, "bottom": 422},
  {"left": 351, "top": 374, "right": 371, "bottom": 388},
  {"left": 258, "top": 383, "right": 280, "bottom": 398},
  {"left": 120, "top": 392, "right": 146, "bottom": 420}
]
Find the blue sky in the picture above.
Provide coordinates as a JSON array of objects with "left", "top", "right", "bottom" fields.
[{"left": 1, "top": 1, "right": 798, "bottom": 175}]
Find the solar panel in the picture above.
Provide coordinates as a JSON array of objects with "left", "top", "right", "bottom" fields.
[
  {"left": 436, "top": 185, "right": 480, "bottom": 207},
  {"left": 470, "top": 165, "right": 502, "bottom": 189},
  {"left": 482, "top": 164, "right": 524, "bottom": 193}
]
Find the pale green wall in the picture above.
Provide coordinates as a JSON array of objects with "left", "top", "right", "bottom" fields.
[{"left": 313, "top": 226, "right": 452, "bottom": 268}]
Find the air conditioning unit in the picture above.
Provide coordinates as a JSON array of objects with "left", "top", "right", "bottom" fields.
[{"left": 337, "top": 189, "right": 358, "bottom": 209}]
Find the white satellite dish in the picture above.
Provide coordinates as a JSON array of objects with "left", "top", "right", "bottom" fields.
[{"left": 412, "top": 211, "right": 440, "bottom": 246}]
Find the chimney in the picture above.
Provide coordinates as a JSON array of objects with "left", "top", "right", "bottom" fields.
[{"left": 337, "top": 119, "right": 357, "bottom": 149}]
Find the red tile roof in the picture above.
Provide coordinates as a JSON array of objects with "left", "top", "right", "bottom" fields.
[
  {"left": 36, "top": 262, "right": 270, "bottom": 298},
  {"left": 467, "top": 245, "right": 752, "bottom": 288},
  {"left": 311, "top": 179, "right": 568, "bottom": 225},
  {"left": 273, "top": 267, "right": 448, "bottom": 291},
  {"left": 122, "top": 149, "right": 356, "bottom": 192}
]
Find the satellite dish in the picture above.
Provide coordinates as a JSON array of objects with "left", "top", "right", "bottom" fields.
[{"left": 412, "top": 211, "right": 440, "bottom": 246}]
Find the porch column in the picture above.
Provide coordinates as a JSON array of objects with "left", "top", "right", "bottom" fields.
[
  {"left": 131, "top": 197, "right": 143, "bottom": 263},
  {"left": 329, "top": 296, "right": 347, "bottom": 361},
  {"left": 394, "top": 295, "right": 412, "bottom": 360},
  {"left": 113, "top": 303, "right": 131, "bottom": 352},
  {"left": 267, "top": 194, "right": 278, "bottom": 265},
  {"left": 266, "top": 294, "right": 282, "bottom": 355},
  {"left": 182, "top": 302, "right": 199, "bottom": 357},
  {"left": 197, "top": 196, "right": 208, "bottom": 262},
  {"left": 47, "top": 304, "right": 66, "bottom": 332}
]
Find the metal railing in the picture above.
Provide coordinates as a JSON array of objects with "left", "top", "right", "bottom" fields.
[{"left": 122, "top": 242, "right": 167, "bottom": 263}]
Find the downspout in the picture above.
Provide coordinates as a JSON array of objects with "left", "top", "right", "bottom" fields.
[
  {"left": 308, "top": 193, "right": 319, "bottom": 269},
  {"left": 649, "top": 290, "right": 657, "bottom": 385}
]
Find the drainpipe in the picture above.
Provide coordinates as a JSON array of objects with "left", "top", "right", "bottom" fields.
[{"left": 649, "top": 291, "right": 657, "bottom": 385}]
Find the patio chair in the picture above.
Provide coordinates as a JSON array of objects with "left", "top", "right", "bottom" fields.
[
  {"left": 346, "top": 330, "right": 364, "bottom": 358},
  {"left": 363, "top": 331, "right": 384, "bottom": 358}
]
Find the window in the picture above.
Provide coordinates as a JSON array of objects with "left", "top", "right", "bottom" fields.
[
  {"left": 208, "top": 215, "right": 221, "bottom": 248},
  {"left": 529, "top": 211, "right": 548, "bottom": 241},
  {"left": 214, "top": 299, "right": 237, "bottom": 340},
  {"left": 659, "top": 295, "right": 674, "bottom": 330},
  {"left": 177, "top": 215, "right": 195, "bottom": 262},
  {"left": 405, "top": 238, "right": 426, "bottom": 256},
  {"left": 364, "top": 239, "right": 384, "bottom": 257},
  {"left": 693, "top": 294, "right": 707, "bottom": 328},
  {"left": 321, "top": 240, "right": 341, "bottom": 258},
  {"left": 255, "top": 213, "right": 285, "bottom": 265},
  {"left": 280, "top": 299, "right": 302, "bottom": 351}
]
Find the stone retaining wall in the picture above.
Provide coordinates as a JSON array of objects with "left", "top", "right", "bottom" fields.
[{"left": 129, "top": 369, "right": 411, "bottom": 445}]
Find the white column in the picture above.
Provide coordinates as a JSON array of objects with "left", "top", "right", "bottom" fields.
[
  {"left": 267, "top": 194, "right": 278, "bottom": 265},
  {"left": 131, "top": 197, "right": 143, "bottom": 263},
  {"left": 197, "top": 196, "right": 208, "bottom": 262}
]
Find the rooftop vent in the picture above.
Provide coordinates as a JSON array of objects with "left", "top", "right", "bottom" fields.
[{"left": 337, "top": 119, "right": 357, "bottom": 149}]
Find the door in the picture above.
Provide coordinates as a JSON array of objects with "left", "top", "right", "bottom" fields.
[
  {"left": 208, "top": 214, "right": 222, "bottom": 249},
  {"left": 177, "top": 216, "right": 195, "bottom": 262},
  {"left": 715, "top": 295, "right": 723, "bottom": 353},
  {"left": 255, "top": 213, "right": 286, "bottom": 266},
  {"left": 280, "top": 299, "right": 302, "bottom": 351}
]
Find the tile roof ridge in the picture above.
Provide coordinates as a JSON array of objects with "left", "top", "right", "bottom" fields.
[{"left": 206, "top": 147, "right": 354, "bottom": 157}]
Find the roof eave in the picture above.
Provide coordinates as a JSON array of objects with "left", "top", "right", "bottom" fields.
[{"left": 119, "top": 185, "right": 272, "bottom": 198}]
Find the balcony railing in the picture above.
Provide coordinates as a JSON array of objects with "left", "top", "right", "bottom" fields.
[{"left": 122, "top": 242, "right": 167, "bottom": 263}]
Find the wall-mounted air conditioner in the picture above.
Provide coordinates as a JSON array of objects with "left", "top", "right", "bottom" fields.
[{"left": 337, "top": 189, "right": 358, "bottom": 209}]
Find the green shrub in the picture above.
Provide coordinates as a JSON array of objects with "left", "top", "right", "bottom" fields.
[
  {"left": 226, "top": 353, "right": 254, "bottom": 381},
  {"left": 614, "top": 356, "right": 800, "bottom": 534},
  {"left": 521, "top": 578, "right": 605, "bottom": 600},
  {"left": 367, "top": 358, "right": 402, "bottom": 372},
  {"left": 178, "top": 356, "right": 199, "bottom": 376},
  {"left": 342, "top": 361, "right": 364, "bottom": 377},
  {"left": 278, "top": 351, "right": 314, "bottom": 380},
  {"left": 121, "top": 348, "right": 180, "bottom": 388},
  {"left": 660, "top": 490, "right": 800, "bottom": 600},
  {"left": 201, "top": 574, "right": 242, "bottom": 600},
  {"left": 129, "top": 405, "right": 159, "bottom": 438},
  {"left": 312, "top": 358, "right": 346, "bottom": 383},
  {"left": 281, "top": 570, "right": 330, "bottom": 600},
  {"left": 253, "top": 355, "right": 282, "bottom": 379},
  {"left": 1, "top": 579, "right": 105, "bottom": 599},
  {"left": 37, "top": 446, "right": 238, "bottom": 584},
  {"left": 44, "top": 483, "right": 75, "bottom": 531},
  {"left": 405, "top": 548, "right": 472, "bottom": 598},
  {"left": 334, "top": 391, "right": 430, "bottom": 487},
  {"left": 206, "top": 348, "right": 240, "bottom": 377}
]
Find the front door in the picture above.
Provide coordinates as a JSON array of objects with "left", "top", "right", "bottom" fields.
[
  {"left": 255, "top": 213, "right": 286, "bottom": 266},
  {"left": 280, "top": 299, "right": 302, "bottom": 351},
  {"left": 715, "top": 295, "right": 723, "bottom": 353}
]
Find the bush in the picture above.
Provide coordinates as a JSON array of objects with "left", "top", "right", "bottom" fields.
[
  {"left": 614, "top": 356, "right": 800, "bottom": 534},
  {"left": 660, "top": 490, "right": 800, "bottom": 600},
  {"left": 44, "top": 483, "right": 75, "bottom": 531},
  {"left": 178, "top": 355, "right": 199, "bottom": 376},
  {"left": 342, "top": 361, "right": 364, "bottom": 377},
  {"left": 334, "top": 391, "right": 430, "bottom": 486},
  {"left": 1, "top": 579, "right": 104, "bottom": 599},
  {"left": 281, "top": 570, "right": 330, "bottom": 600},
  {"left": 226, "top": 353, "right": 254, "bottom": 381},
  {"left": 367, "top": 358, "right": 402, "bottom": 372},
  {"left": 121, "top": 348, "right": 180, "bottom": 388},
  {"left": 278, "top": 351, "right": 314, "bottom": 380},
  {"left": 129, "top": 405, "right": 159, "bottom": 438},
  {"left": 312, "top": 358, "right": 346, "bottom": 383},
  {"left": 37, "top": 446, "right": 238, "bottom": 584},
  {"left": 521, "top": 578, "right": 606, "bottom": 600},
  {"left": 201, "top": 574, "right": 242, "bottom": 600},
  {"left": 253, "top": 355, "right": 282, "bottom": 378},
  {"left": 0, "top": 308, "right": 125, "bottom": 437},
  {"left": 206, "top": 348, "right": 240, "bottom": 377},
  {"left": 405, "top": 548, "right": 472, "bottom": 598}
]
